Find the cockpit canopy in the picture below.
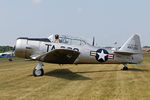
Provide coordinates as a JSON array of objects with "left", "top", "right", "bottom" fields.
[
  {"left": 49, "top": 35, "right": 88, "bottom": 46},
  {"left": 59, "top": 36, "right": 86, "bottom": 46}
]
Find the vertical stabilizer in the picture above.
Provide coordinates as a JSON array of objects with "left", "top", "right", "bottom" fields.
[{"left": 119, "top": 34, "right": 142, "bottom": 54}]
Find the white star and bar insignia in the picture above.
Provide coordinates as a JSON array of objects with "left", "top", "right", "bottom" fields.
[{"left": 90, "top": 49, "right": 114, "bottom": 62}]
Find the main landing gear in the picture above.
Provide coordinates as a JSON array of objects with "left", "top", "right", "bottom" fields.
[
  {"left": 122, "top": 64, "right": 128, "bottom": 70},
  {"left": 33, "top": 61, "right": 44, "bottom": 76}
]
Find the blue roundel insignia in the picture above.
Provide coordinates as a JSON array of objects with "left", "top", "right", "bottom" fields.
[{"left": 95, "top": 49, "right": 109, "bottom": 62}]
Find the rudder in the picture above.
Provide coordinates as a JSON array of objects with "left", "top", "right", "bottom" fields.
[{"left": 119, "top": 34, "right": 142, "bottom": 54}]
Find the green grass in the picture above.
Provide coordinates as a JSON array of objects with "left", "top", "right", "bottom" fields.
[{"left": 0, "top": 53, "right": 150, "bottom": 100}]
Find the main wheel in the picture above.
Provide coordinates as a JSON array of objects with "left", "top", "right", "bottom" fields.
[{"left": 33, "top": 68, "right": 44, "bottom": 76}]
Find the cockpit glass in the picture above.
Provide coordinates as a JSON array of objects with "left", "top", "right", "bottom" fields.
[
  {"left": 71, "top": 39, "right": 81, "bottom": 45},
  {"left": 80, "top": 41, "right": 86, "bottom": 45},
  {"left": 59, "top": 37, "right": 86, "bottom": 46},
  {"left": 59, "top": 37, "right": 70, "bottom": 44}
]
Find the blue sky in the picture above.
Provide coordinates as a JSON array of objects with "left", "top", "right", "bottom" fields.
[{"left": 0, "top": 0, "right": 150, "bottom": 47}]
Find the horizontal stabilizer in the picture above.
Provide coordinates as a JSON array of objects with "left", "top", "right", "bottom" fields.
[{"left": 114, "top": 51, "right": 136, "bottom": 55}]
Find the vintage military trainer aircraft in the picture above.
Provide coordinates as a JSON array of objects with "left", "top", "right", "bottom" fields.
[{"left": 15, "top": 34, "right": 143, "bottom": 76}]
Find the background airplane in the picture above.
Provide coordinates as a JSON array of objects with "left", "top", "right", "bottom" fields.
[
  {"left": 0, "top": 51, "right": 14, "bottom": 58},
  {"left": 14, "top": 34, "right": 143, "bottom": 76}
]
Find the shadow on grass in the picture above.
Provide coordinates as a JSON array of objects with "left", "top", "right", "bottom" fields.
[
  {"left": 45, "top": 69, "right": 92, "bottom": 80},
  {"left": 128, "top": 68, "right": 149, "bottom": 72},
  {"left": 75, "top": 70, "right": 120, "bottom": 74},
  {"left": 75, "top": 68, "right": 149, "bottom": 74},
  {"left": 29, "top": 68, "right": 148, "bottom": 79}
]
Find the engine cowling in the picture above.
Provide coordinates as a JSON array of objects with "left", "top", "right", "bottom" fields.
[{"left": 15, "top": 38, "right": 28, "bottom": 58}]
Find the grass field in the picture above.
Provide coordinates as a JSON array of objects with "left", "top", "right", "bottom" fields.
[{"left": 0, "top": 53, "right": 150, "bottom": 100}]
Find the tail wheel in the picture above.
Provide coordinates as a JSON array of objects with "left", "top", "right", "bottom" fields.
[
  {"left": 33, "top": 68, "right": 44, "bottom": 76},
  {"left": 123, "top": 67, "right": 128, "bottom": 70},
  {"left": 122, "top": 64, "right": 128, "bottom": 70}
]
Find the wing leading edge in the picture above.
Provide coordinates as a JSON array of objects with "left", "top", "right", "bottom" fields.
[{"left": 31, "top": 49, "right": 80, "bottom": 64}]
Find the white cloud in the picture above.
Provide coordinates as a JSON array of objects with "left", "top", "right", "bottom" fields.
[
  {"left": 77, "top": 8, "right": 83, "bottom": 14},
  {"left": 32, "top": 0, "right": 43, "bottom": 4}
]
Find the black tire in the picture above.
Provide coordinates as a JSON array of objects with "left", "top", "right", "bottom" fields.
[
  {"left": 123, "top": 67, "right": 128, "bottom": 70},
  {"left": 33, "top": 68, "right": 44, "bottom": 76}
]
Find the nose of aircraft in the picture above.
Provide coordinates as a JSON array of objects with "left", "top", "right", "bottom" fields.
[{"left": 15, "top": 38, "right": 28, "bottom": 58}]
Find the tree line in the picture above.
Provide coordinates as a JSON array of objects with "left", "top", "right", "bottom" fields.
[{"left": 0, "top": 46, "right": 13, "bottom": 53}]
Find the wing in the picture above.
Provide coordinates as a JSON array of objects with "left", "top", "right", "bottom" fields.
[{"left": 31, "top": 49, "right": 80, "bottom": 64}]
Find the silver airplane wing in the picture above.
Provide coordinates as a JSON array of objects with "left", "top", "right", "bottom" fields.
[{"left": 31, "top": 49, "right": 80, "bottom": 64}]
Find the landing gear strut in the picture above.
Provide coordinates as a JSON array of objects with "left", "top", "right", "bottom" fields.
[
  {"left": 122, "top": 64, "right": 128, "bottom": 70},
  {"left": 33, "top": 61, "right": 44, "bottom": 76}
]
